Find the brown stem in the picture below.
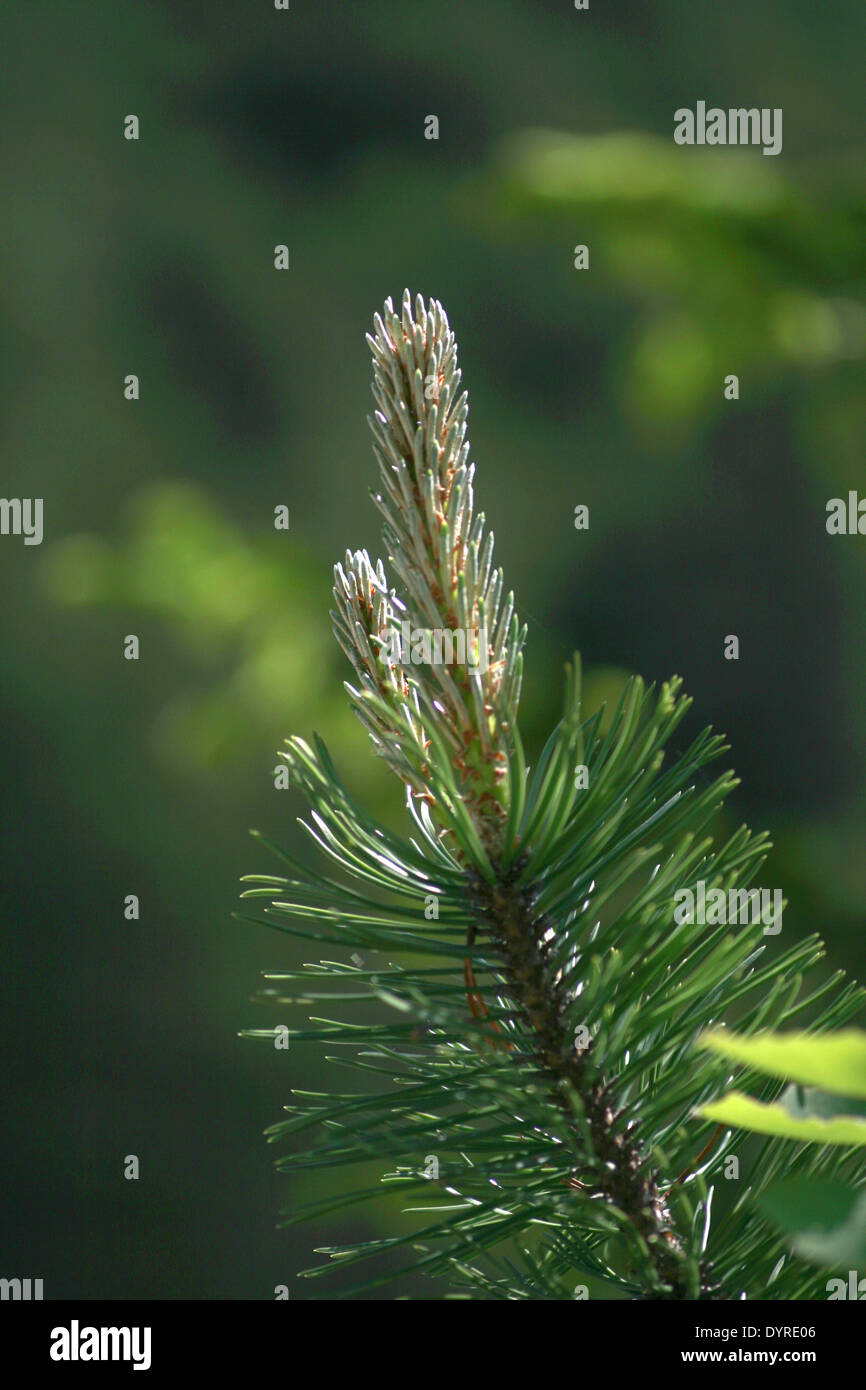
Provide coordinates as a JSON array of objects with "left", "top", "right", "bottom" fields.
[{"left": 466, "top": 863, "right": 719, "bottom": 1300}]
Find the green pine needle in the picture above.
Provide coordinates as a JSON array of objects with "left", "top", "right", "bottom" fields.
[{"left": 239, "top": 291, "right": 865, "bottom": 1300}]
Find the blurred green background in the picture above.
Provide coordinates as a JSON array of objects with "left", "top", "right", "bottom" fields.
[{"left": 2, "top": 0, "right": 865, "bottom": 1298}]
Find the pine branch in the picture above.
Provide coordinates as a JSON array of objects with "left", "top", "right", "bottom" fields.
[{"left": 240, "top": 291, "right": 866, "bottom": 1300}]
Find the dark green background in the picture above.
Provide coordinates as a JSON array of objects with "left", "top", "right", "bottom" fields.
[{"left": 2, "top": 0, "right": 865, "bottom": 1298}]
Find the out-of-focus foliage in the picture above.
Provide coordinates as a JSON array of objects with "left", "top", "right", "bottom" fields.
[
  {"left": 481, "top": 129, "right": 866, "bottom": 435},
  {"left": 700, "top": 1027, "right": 866, "bottom": 1147},
  {"left": 40, "top": 482, "right": 378, "bottom": 786},
  {"left": 696, "top": 1028, "right": 866, "bottom": 1273}
]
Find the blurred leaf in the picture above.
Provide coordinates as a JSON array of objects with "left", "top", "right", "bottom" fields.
[
  {"left": 699, "top": 1093, "right": 866, "bottom": 1147},
  {"left": 758, "top": 1179, "right": 866, "bottom": 1268},
  {"left": 699, "top": 1028, "right": 866, "bottom": 1098}
]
